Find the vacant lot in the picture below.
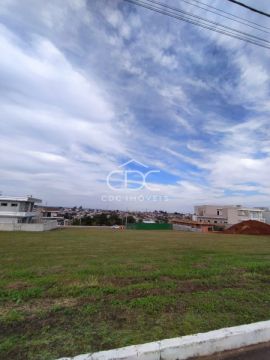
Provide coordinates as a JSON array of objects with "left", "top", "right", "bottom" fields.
[{"left": 0, "top": 229, "right": 270, "bottom": 360}]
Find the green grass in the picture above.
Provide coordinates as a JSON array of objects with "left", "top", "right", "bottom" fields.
[{"left": 0, "top": 229, "right": 270, "bottom": 360}]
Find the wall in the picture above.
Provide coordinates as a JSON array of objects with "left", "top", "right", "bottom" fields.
[
  {"left": 263, "top": 211, "right": 270, "bottom": 224},
  {"left": 195, "top": 205, "right": 229, "bottom": 217},
  {"left": 0, "top": 217, "right": 15, "bottom": 224},
  {"left": 0, "top": 201, "right": 18, "bottom": 213},
  {"left": 173, "top": 224, "right": 201, "bottom": 232},
  {"left": 194, "top": 205, "right": 230, "bottom": 225},
  {"left": 227, "top": 208, "right": 265, "bottom": 225},
  {"left": 0, "top": 221, "right": 58, "bottom": 232}
]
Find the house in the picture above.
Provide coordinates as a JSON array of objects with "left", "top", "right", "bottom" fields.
[
  {"left": 40, "top": 206, "right": 64, "bottom": 225},
  {"left": 263, "top": 210, "right": 270, "bottom": 224},
  {"left": 0, "top": 196, "right": 42, "bottom": 224},
  {"left": 256, "top": 207, "right": 270, "bottom": 224},
  {"left": 0, "top": 196, "right": 58, "bottom": 231},
  {"left": 194, "top": 205, "right": 265, "bottom": 226}
]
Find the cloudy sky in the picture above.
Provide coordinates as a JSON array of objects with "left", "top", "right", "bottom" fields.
[{"left": 0, "top": 0, "right": 270, "bottom": 211}]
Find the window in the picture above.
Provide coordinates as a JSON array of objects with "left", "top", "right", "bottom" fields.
[
  {"left": 1, "top": 203, "right": 7, "bottom": 206},
  {"left": 11, "top": 203, "right": 18, "bottom": 207}
]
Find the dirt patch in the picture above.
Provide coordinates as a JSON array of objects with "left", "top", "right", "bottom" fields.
[
  {"left": 106, "top": 277, "right": 142, "bottom": 287},
  {"left": 160, "top": 275, "right": 175, "bottom": 282},
  {"left": 192, "top": 263, "right": 208, "bottom": 270},
  {"left": 0, "top": 310, "right": 66, "bottom": 337},
  {"left": 36, "top": 265, "right": 65, "bottom": 276},
  {"left": 6, "top": 281, "right": 31, "bottom": 290},
  {"left": 0, "top": 297, "right": 79, "bottom": 317},
  {"left": 106, "top": 279, "right": 244, "bottom": 302},
  {"left": 177, "top": 280, "right": 210, "bottom": 292},
  {"left": 141, "top": 264, "right": 157, "bottom": 271},
  {"left": 224, "top": 220, "right": 270, "bottom": 235},
  {"left": 66, "top": 276, "right": 99, "bottom": 288}
]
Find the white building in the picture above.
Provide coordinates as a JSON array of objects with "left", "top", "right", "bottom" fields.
[
  {"left": 0, "top": 196, "right": 41, "bottom": 224},
  {"left": 0, "top": 196, "right": 58, "bottom": 231},
  {"left": 263, "top": 210, "right": 270, "bottom": 224},
  {"left": 194, "top": 205, "right": 265, "bottom": 226}
]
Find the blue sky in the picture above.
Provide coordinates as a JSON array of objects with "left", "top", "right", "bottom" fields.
[{"left": 0, "top": 0, "right": 270, "bottom": 211}]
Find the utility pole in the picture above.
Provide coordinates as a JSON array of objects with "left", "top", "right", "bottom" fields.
[{"left": 125, "top": 208, "right": 128, "bottom": 228}]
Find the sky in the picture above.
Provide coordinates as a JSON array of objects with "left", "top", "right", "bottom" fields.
[{"left": 0, "top": 0, "right": 270, "bottom": 212}]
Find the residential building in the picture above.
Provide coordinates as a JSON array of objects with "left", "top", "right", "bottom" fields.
[
  {"left": 194, "top": 205, "right": 265, "bottom": 226},
  {"left": 0, "top": 196, "right": 58, "bottom": 231},
  {"left": 0, "top": 196, "right": 42, "bottom": 224},
  {"left": 40, "top": 206, "right": 64, "bottom": 225},
  {"left": 263, "top": 210, "right": 270, "bottom": 224},
  {"left": 255, "top": 207, "right": 270, "bottom": 224}
]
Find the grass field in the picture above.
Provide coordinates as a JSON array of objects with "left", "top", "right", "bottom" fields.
[{"left": 0, "top": 229, "right": 270, "bottom": 360}]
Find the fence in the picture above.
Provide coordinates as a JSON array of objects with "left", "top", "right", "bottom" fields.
[{"left": 127, "top": 223, "right": 173, "bottom": 230}]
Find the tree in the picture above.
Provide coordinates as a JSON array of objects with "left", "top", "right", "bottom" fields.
[{"left": 127, "top": 215, "right": 136, "bottom": 224}]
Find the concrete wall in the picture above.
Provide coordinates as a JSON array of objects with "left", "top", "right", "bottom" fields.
[
  {"left": 0, "top": 200, "right": 34, "bottom": 213},
  {"left": 0, "top": 221, "right": 58, "bottom": 232},
  {"left": 195, "top": 205, "right": 231, "bottom": 218},
  {"left": 194, "top": 205, "right": 230, "bottom": 225},
  {"left": 0, "top": 201, "right": 18, "bottom": 213},
  {"left": 227, "top": 208, "right": 239, "bottom": 225},
  {"left": 227, "top": 208, "right": 265, "bottom": 225},
  {"left": 173, "top": 224, "right": 201, "bottom": 232},
  {"left": 263, "top": 211, "right": 270, "bottom": 224},
  {"left": 0, "top": 217, "right": 15, "bottom": 224}
]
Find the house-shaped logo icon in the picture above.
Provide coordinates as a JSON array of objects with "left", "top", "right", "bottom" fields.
[{"left": 106, "top": 159, "right": 160, "bottom": 191}]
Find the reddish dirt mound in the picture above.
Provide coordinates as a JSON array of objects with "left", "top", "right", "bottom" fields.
[{"left": 224, "top": 220, "right": 270, "bottom": 235}]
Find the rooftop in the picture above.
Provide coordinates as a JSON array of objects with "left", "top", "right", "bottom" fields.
[{"left": 0, "top": 196, "right": 42, "bottom": 203}]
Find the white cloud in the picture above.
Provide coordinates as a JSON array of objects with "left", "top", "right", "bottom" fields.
[{"left": 0, "top": 23, "right": 130, "bottom": 204}]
